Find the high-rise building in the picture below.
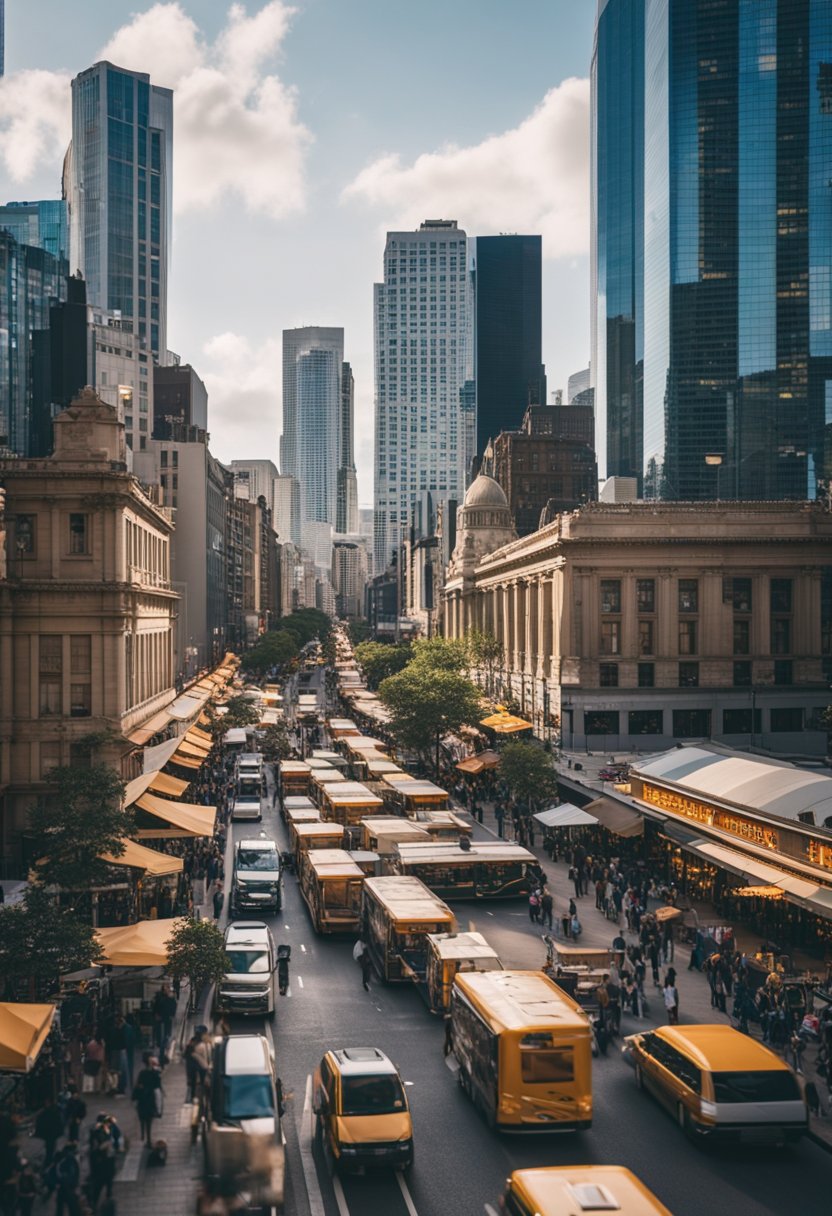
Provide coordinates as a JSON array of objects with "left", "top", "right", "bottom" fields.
[
  {"left": 336, "top": 361, "right": 359, "bottom": 535},
  {"left": 90, "top": 306, "right": 153, "bottom": 452},
  {"left": 0, "top": 201, "right": 68, "bottom": 261},
  {"left": 0, "top": 0, "right": 5, "bottom": 77},
  {"left": 593, "top": 0, "right": 832, "bottom": 501},
  {"left": 472, "top": 235, "right": 546, "bottom": 458},
  {"left": 30, "top": 275, "right": 89, "bottom": 458},
  {"left": 153, "top": 364, "right": 208, "bottom": 439},
  {"left": 374, "top": 220, "right": 472, "bottom": 571},
  {"left": 65, "top": 62, "right": 173, "bottom": 366},
  {"left": 281, "top": 327, "right": 343, "bottom": 552}
]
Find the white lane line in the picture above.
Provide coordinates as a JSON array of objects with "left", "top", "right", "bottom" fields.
[
  {"left": 300, "top": 943, "right": 307, "bottom": 953},
  {"left": 298, "top": 1074, "right": 327, "bottom": 1216},
  {"left": 485, "top": 910, "right": 494, "bottom": 917},
  {"left": 284, "top": 923, "right": 291, "bottom": 930},
  {"left": 297, "top": 975, "right": 304, "bottom": 989},
  {"left": 331, "top": 1173, "right": 351, "bottom": 1216},
  {"left": 397, "top": 1172, "right": 420, "bottom": 1216}
]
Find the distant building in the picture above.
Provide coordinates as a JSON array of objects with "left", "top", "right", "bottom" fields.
[
  {"left": 567, "top": 365, "right": 590, "bottom": 404},
  {"left": 0, "top": 388, "right": 177, "bottom": 862},
  {"left": 0, "top": 200, "right": 68, "bottom": 261},
  {"left": 90, "top": 306, "right": 153, "bottom": 453},
  {"left": 273, "top": 474, "right": 301, "bottom": 546},
  {"left": 358, "top": 506, "right": 375, "bottom": 578},
  {"left": 29, "top": 275, "right": 89, "bottom": 458},
  {"left": 331, "top": 537, "right": 368, "bottom": 619},
  {"left": 65, "top": 61, "right": 173, "bottom": 365},
  {"left": 153, "top": 364, "right": 208, "bottom": 439},
  {"left": 336, "top": 361, "right": 359, "bottom": 535},
  {"left": 492, "top": 403, "right": 597, "bottom": 536},
  {"left": 472, "top": 235, "right": 545, "bottom": 460}
]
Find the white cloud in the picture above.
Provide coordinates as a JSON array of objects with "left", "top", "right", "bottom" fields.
[
  {"left": 342, "top": 77, "right": 590, "bottom": 259},
  {"left": 200, "top": 331, "right": 282, "bottom": 466},
  {"left": 0, "top": 2, "right": 309, "bottom": 220}
]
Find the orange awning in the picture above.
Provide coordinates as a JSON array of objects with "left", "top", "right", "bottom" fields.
[
  {"left": 127, "top": 707, "right": 174, "bottom": 745},
  {"left": 167, "top": 752, "right": 203, "bottom": 771},
  {"left": 96, "top": 919, "right": 185, "bottom": 968},
  {"left": 480, "top": 712, "right": 532, "bottom": 734},
  {"left": 0, "top": 1003, "right": 56, "bottom": 1072},
  {"left": 124, "top": 769, "right": 191, "bottom": 807},
  {"left": 99, "top": 839, "right": 183, "bottom": 876},
  {"left": 135, "top": 792, "right": 216, "bottom": 838}
]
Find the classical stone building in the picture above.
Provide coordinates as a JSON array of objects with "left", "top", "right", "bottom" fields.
[
  {"left": 444, "top": 499, "right": 832, "bottom": 755},
  {"left": 0, "top": 388, "right": 178, "bottom": 862}
]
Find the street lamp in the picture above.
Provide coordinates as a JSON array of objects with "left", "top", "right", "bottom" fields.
[{"left": 704, "top": 453, "right": 723, "bottom": 502}]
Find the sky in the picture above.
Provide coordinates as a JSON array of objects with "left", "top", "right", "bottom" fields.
[{"left": 0, "top": 0, "right": 595, "bottom": 506}]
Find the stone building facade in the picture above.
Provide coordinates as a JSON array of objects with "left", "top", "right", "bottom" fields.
[
  {"left": 444, "top": 499, "right": 832, "bottom": 755},
  {"left": 0, "top": 388, "right": 177, "bottom": 861}
]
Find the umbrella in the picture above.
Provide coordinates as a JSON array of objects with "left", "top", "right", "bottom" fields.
[
  {"left": 654, "top": 906, "right": 683, "bottom": 922},
  {"left": 0, "top": 1003, "right": 56, "bottom": 1073}
]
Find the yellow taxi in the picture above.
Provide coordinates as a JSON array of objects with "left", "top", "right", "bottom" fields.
[{"left": 312, "top": 1047, "right": 413, "bottom": 1171}]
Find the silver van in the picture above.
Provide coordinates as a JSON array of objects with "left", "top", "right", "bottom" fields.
[
  {"left": 231, "top": 836, "right": 282, "bottom": 914},
  {"left": 217, "top": 922, "right": 276, "bottom": 1017}
]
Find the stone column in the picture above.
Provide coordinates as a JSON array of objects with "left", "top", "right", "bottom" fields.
[
  {"left": 513, "top": 580, "right": 523, "bottom": 671},
  {"left": 622, "top": 573, "right": 638, "bottom": 658},
  {"left": 657, "top": 569, "right": 675, "bottom": 656},
  {"left": 501, "top": 583, "right": 512, "bottom": 669}
]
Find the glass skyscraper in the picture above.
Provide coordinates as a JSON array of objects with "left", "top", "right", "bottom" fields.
[
  {"left": 0, "top": 201, "right": 68, "bottom": 262},
  {"left": 593, "top": 0, "right": 832, "bottom": 500},
  {"left": 65, "top": 62, "right": 173, "bottom": 366}
]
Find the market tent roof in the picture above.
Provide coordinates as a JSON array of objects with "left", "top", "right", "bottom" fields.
[
  {"left": 127, "top": 707, "right": 174, "bottom": 745},
  {"left": 95, "top": 918, "right": 185, "bottom": 968},
  {"left": 142, "top": 735, "right": 182, "bottom": 775},
  {"left": 479, "top": 712, "right": 533, "bottom": 734},
  {"left": 631, "top": 744, "right": 832, "bottom": 827},
  {"left": 124, "top": 769, "right": 190, "bottom": 806},
  {"left": 167, "top": 693, "right": 208, "bottom": 722},
  {"left": 534, "top": 803, "right": 598, "bottom": 828},
  {"left": 583, "top": 796, "right": 644, "bottom": 837},
  {"left": 135, "top": 792, "right": 216, "bottom": 837},
  {"left": 167, "top": 751, "right": 204, "bottom": 771},
  {"left": 0, "top": 1003, "right": 56, "bottom": 1072},
  {"left": 186, "top": 726, "right": 214, "bottom": 746},
  {"left": 175, "top": 740, "right": 211, "bottom": 761},
  {"left": 456, "top": 751, "right": 502, "bottom": 775},
  {"left": 99, "top": 839, "right": 183, "bottom": 876}
]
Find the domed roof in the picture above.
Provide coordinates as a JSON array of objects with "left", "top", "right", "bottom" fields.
[{"left": 463, "top": 474, "right": 509, "bottom": 509}]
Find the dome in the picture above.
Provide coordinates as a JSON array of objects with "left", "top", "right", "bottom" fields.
[{"left": 463, "top": 474, "right": 509, "bottom": 509}]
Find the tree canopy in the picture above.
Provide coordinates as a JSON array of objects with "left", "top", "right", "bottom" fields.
[
  {"left": 259, "top": 720, "right": 293, "bottom": 762},
  {"left": 354, "top": 641, "right": 412, "bottom": 689},
  {"left": 165, "top": 917, "right": 229, "bottom": 1010},
  {"left": 0, "top": 885, "right": 103, "bottom": 998},
  {"left": 499, "top": 740, "right": 557, "bottom": 809},
  {"left": 29, "top": 764, "right": 130, "bottom": 891},
  {"left": 409, "top": 636, "right": 469, "bottom": 674},
  {"left": 240, "top": 629, "right": 301, "bottom": 678},
  {"left": 379, "top": 663, "right": 483, "bottom": 772}
]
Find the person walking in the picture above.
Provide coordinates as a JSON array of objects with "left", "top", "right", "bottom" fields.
[
  {"left": 494, "top": 805, "right": 505, "bottom": 839},
  {"left": 16, "top": 1158, "right": 36, "bottom": 1216},
  {"left": 34, "top": 1097, "right": 63, "bottom": 1169},
  {"left": 133, "top": 1055, "right": 162, "bottom": 1147},
  {"left": 540, "top": 887, "right": 554, "bottom": 931},
  {"left": 663, "top": 977, "right": 679, "bottom": 1025},
  {"left": 63, "top": 1086, "right": 86, "bottom": 1145},
  {"left": 528, "top": 889, "right": 540, "bottom": 924},
  {"left": 151, "top": 985, "right": 176, "bottom": 1064},
  {"left": 87, "top": 1117, "right": 116, "bottom": 1210},
  {"left": 53, "top": 1144, "right": 82, "bottom": 1216},
  {"left": 212, "top": 880, "right": 224, "bottom": 922}
]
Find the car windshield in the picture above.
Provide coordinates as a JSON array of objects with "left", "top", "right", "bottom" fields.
[
  {"left": 341, "top": 1074, "right": 406, "bottom": 1116},
  {"left": 226, "top": 950, "right": 270, "bottom": 974},
  {"left": 712, "top": 1071, "right": 801, "bottom": 1104},
  {"left": 223, "top": 1074, "right": 274, "bottom": 1120},
  {"left": 238, "top": 849, "right": 280, "bottom": 871}
]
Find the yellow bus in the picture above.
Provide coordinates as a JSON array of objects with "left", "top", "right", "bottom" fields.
[
  {"left": 327, "top": 718, "right": 360, "bottom": 740},
  {"left": 625, "top": 1024, "right": 807, "bottom": 1145},
  {"left": 359, "top": 817, "right": 432, "bottom": 855},
  {"left": 491, "top": 1167, "right": 672, "bottom": 1216},
  {"left": 278, "top": 760, "right": 311, "bottom": 805},
  {"left": 425, "top": 931, "right": 502, "bottom": 1014},
  {"left": 292, "top": 820, "right": 346, "bottom": 859},
  {"left": 320, "top": 783, "right": 384, "bottom": 827},
  {"left": 299, "top": 848, "right": 364, "bottom": 934},
  {"left": 362, "top": 875, "right": 456, "bottom": 982},
  {"left": 283, "top": 802, "right": 321, "bottom": 831},
  {"left": 393, "top": 841, "right": 536, "bottom": 899},
  {"left": 310, "top": 768, "right": 348, "bottom": 806},
  {"left": 384, "top": 778, "right": 449, "bottom": 814},
  {"left": 452, "top": 970, "right": 593, "bottom": 1131}
]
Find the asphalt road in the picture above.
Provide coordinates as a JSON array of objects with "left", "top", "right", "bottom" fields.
[{"left": 224, "top": 689, "right": 830, "bottom": 1216}]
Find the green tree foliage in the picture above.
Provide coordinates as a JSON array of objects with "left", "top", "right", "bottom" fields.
[
  {"left": 499, "top": 740, "right": 557, "bottom": 809},
  {"left": 164, "top": 917, "right": 229, "bottom": 1011},
  {"left": 347, "top": 621, "right": 371, "bottom": 646},
  {"left": 29, "top": 764, "right": 130, "bottom": 891},
  {"left": 379, "top": 663, "right": 483, "bottom": 774},
  {"left": 0, "top": 885, "right": 103, "bottom": 998},
  {"left": 354, "top": 641, "right": 413, "bottom": 690},
  {"left": 240, "top": 629, "right": 300, "bottom": 678},
  {"left": 281, "top": 608, "right": 332, "bottom": 646},
  {"left": 409, "top": 636, "right": 470, "bottom": 674},
  {"left": 219, "top": 694, "right": 262, "bottom": 732},
  {"left": 259, "top": 720, "right": 293, "bottom": 762},
  {"left": 466, "top": 630, "right": 504, "bottom": 693}
]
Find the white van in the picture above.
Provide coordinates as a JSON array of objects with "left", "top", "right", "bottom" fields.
[{"left": 216, "top": 922, "right": 276, "bottom": 1017}]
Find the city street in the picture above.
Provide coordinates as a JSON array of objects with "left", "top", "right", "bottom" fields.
[{"left": 230, "top": 761, "right": 831, "bottom": 1216}]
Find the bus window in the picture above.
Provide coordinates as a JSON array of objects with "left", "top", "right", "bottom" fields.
[
  {"left": 520, "top": 1039, "right": 574, "bottom": 1085},
  {"left": 712, "top": 1072, "right": 801, "bottom": 1104}
]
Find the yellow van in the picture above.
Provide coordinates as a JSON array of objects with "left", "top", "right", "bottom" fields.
[
  {"left": 492, "top": 1166, "right": 672, "bottom": 1216},
  {"left": 625, "top": 1024, "right": 807, "bottom": 1145},
  {"left": 313, "top": 1047, "right": 413, "bottom": 1172}
]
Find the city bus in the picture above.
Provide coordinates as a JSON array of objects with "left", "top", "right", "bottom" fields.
[
  {"left": 384, "top": 777, "right": 449, "bottom": 814},
  {"left": 425, "top": 931, "right": 502, "bottom": 1014},
  {"left": 392, "top": 841, "right": 536, "bottom": 899},
  {"left": 310, "top": 768, "right": 347, "bottom": 806},
  {"left": 359, "top": 817, "right": 432, "bottom": 855},
  {"left": 278, "top": 760, "right": 311, "bottom": 805},
  {"left": 310, "top": 749, "right": 349, "bottom": 774},
  {"left": 489, "top": 1167, "right": 672, "bottom": 1216},
  {"left": 291, "top": 820, "right": 346, "bottom": 859},
  {"left": 412, "top": 810, "right": 472, "bottom": 841},
  {"left": 320, "top": 782, "right": 384, "bottom": 828},
  {"left": 327, "top": 718, "right": 360, "bottom": 741},
  {"left": 299, "top": 848, "right": 364, "bottom": 934},
  {"left": 361, "top": 875, "right": 456, "bottom": 982},
  {"left": 451, "top": 970, "right": 593, "bottom": 1131},
  {"left": 283, "top": 802, "right": 321, "bottom": 832}
]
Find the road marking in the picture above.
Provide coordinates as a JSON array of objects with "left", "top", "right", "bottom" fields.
[
  {"left": 284, "top": 923, "right": 291, "bottom": 930},
  {"left": 297, "top": 975, "right": 304, "bottom": 989},
  {"left": 118, "top": 1139, "right": 144, "bottom": 1182},
  {"left": 397, "top": 1172, "right": 420, "bottom": 1216},
  {"left": 485, "top": 910, "right": 494, "bottom": 916},
  {"left": 444, "top": 1055, "right": 459, "bottom": 1074},
  {"left": 300, "top": 943, "right": 307, "bottom": 953},
  {"left": 331, "top": 1173, "right": 352, "bottom": 1216},
  {"left": 404, "top": 1080, "right": 414, "bottom": 1086},
  {"left": 298, "top": 1075, "right": 327, "bottom": 1216}
]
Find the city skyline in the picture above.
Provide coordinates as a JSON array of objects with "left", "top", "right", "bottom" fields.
[{"left": 0, "top": 0, "right": 594, "bottom": 503}]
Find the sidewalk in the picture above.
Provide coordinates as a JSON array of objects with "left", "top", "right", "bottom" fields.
[{"left": 455, "top": 791, "right": 832, "bottom": 1153}]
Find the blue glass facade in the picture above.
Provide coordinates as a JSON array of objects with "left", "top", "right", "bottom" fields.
[
  {"left": 0, "top": 201, "right": 68, "bottom": 261},
  {"left": 595, "top": 0, "right": 832, "bottom": 500}
]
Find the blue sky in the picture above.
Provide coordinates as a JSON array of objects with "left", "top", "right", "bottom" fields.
[{"left": 1, "top": 1, "right": 595, "bottom": 503}]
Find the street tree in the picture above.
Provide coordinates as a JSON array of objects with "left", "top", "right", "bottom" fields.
[
  {"left": 29, "top": 764, "right": 130, "bottom": 891},
  {"left": 164, "top": 917, "right": 229, "bottom": 1012},
  {"left": 354, "top": 641, "right": 412, "bottom": 689},
  {"left": 259, "top": 720, "right": 293, "bottom": 762},
  {"left": 240, "top": 629, "right": 300, "bottom": 679},
  {"left": 410, "top": 636, "right": 469, "bottom": 674},
  {"left": 499, "top": 740, "right": 557, "bottom": 811},
  {"left": 379, "top": 663, "right": 483, "bottom": 777},
  {"left": 218, "top": 694, "right": 262, "bottom": 732},
  {"left": 0, "top": 884, "right": 103, "bottom": 999},
  {"left": 466, "top": 630, "right": 504, "bottom": 695}
]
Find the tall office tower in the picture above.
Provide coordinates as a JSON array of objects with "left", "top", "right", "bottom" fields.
[
  {"left": 472, "top": 235, "right": 546, "bottom": 459},
  {"left": 591, "top": 0, "right": 644, "bottom": 486},
  {"left": 153, "top": 363, "right": 208, "bottom": 439},
  {"left": 374, "top": 220, "right": 472, "bottom": 572},
  {"left": 593, "top": 0, "right": 832, "bottom": 501},
  {"left": 336, "top": 361, "right": 359, "bottom": 535},
  {"left": 0, "top": 201, "right": 68, "bottom": 261},
  {"left": 0, "top": 0, "right": 4, "bottom": 77},
  {"left": 281, "top": 327, "right": 343, "bottom": 553},
  {"left": 65, "top": 62, "right": 173, "bottom": 366}
]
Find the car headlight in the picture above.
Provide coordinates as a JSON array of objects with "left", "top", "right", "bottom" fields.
[{"left": 699, "top": 1099, "right": 717, "bottom": 1118}]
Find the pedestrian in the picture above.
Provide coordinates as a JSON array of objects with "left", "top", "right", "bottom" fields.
[
  {"left": 16, "top": 1159, "right": 36, "bottom": 1216},
  {"left": 63, "top": 1086, "right": 86, "bottom": 1144},
  {"left": 663, "top": 978, "right": 679, "bottom": 1025},
  {"left": 212, "top": 881, "right": 224, "bottom": 921},
  {"left": 494, "top": 805, "right": 505, "bottom": 839},
  {"left": 53, "top": 1143, "right": 81, "bottom": 1216},
  {"left": 540, "top": 887, "right": 554, "bottom": 931},
  {"left": 648, "top": 937, "right": 661, "bottom": 987},
  {"left": 104, "top": 1015, "right": 129, "bottom": 1094},
  {"left": 133, "top": 1054, "right": 162, "bottom": 1147},
  {"left": 151, "top": 985, "right": 176, "bottom": 1064},
  {"left": 34, "top": 1097, "right": 63, "bottom": 1168},
  {"left": 359, "top": 947, "right": 373, "bottom": 992},
  {"left": 87, "top": 1117, "right": 116, "bottom": 1210},
  {"left": 528, "top": 889, "right": 540, "bottom": 924}
]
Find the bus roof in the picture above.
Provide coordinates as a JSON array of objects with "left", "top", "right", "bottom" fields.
[
  {"left": 306, "top": 759, "right": 335, "bottom": 770},
  {"left": 363, "top": 875, "right": 456, "bottom": 925},
  {"left": 382, "top": 773, "right": 418, "bottom": 788},
  {"left": 365, "top": 759, "right": 403, "bottom": 775},
  {"left": 305, "top": 849, "right": 364, "bottom": 879},
  {"left": 361, "top": 816, "right": 431, "bottom": 836},
  {"left": 454, "top": 970, "right": 589, "bottom": 1034},
  {"left": 509, "top": 1167, "right": 671, "bottom": 1216},
  {"left": 283, "top": 796, "right": 316, "bottom": 810},
  {"left": 427, "top": 931, "right": 500, "bottom": 962},
  {"left": 652, "top": 1025, "right": 792, "bottom": 1073},
  {"left": 312, "top": 770, "right": 347, "bottom": 784},
  {"left": 294, "top": 822, "right": 345, "bottom": 839},
  {"left": 280, "top": 761, "right": 311, "bottom": 774},
  {"left": 396, "top": 842, "right": 536, "bottom": 865},
  {"left": 391, "top": 780, "right": 448, "bottom": 798},
  {"left": 310, "top": 750, "right": 341, "bottom": 761},
  {"left": 285, "top": 808, "right": 321, "bottom": 823}
]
